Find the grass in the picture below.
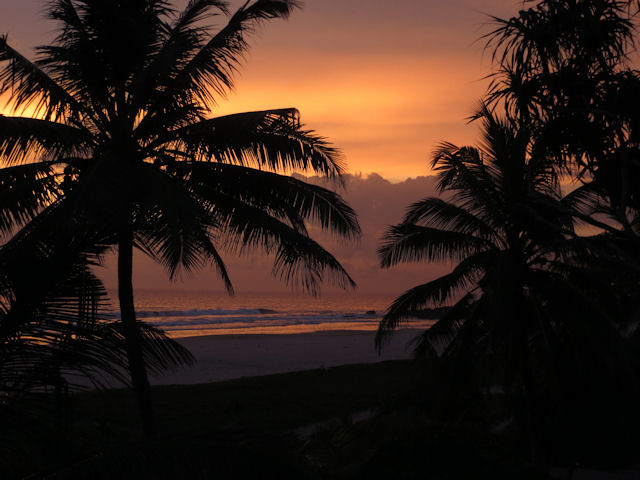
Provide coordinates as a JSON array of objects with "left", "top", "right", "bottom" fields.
[
  {"left": 2, "top": 360, "right": 418, "bottom": 479},
  {"left": 6, "top": 358, "right": 622, "bottom": 478},
  {"left": 77, "top": 359, "right": 417, "bottom": 435}
]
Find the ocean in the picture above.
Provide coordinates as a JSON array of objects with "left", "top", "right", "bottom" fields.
[{"left": 104, "top": 289, "right": 436, "bottom": 338}]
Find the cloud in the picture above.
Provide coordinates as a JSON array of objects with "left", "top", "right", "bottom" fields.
[
  {"left": 302, "top": 173, "right": 453, "bottom": 295},
  {"left": 97, "top": 173, "right": 453, "bottom": 299}
]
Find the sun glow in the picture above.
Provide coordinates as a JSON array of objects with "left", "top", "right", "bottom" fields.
[{"left": 211, "top": 53, "right": 490, "bottom": 180}]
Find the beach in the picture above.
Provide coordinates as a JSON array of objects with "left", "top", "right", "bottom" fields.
[{"left": 150, "top": 328, "right": 421, "bottom": 385}]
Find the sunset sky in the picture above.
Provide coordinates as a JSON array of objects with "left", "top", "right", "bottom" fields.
[
  {"left": 0, "top": 0, "right": 520, "bottom": 296},
  {"left": 0, "top": 0, "right": 517, "bottom": 179}
]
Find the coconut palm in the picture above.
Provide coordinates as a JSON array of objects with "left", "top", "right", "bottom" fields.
[
  {"left": 0, "top": 0, "right": 360, "bottom": 434},
  {"left": 376, "top": 107, "right": 638, "bottom": 468},
  {"left": 0, "top": 132, "right": 193, "bottom": 453},
  {"left": 377, "top": 107, "right": 571, "bottom": 347},
  {"left": 0, "top": 201, "right": 194, "bottom": 396}
]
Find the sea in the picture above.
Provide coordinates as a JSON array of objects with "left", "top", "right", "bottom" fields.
[{"left": 104, "top": 289, "right": 436, "bottom": 338}]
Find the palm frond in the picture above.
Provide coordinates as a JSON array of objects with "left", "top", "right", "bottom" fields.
[
  {"left": 132, "top": 0, "right": 229, "bottom": 111},
  {"left": 431, "top": 142, "right": 503, "bottom": 218},
  {"left": 96, "top": 321, "right": 195, "bottom": 379},
  {"left": 38, "top": 0, "right": 112, "bottom": 113},
  {"left": 160, "top": 108, "right": 345, "bottom": 177},
  {"left": 0, "top": 198, "right": 193, "bottom": 395},
  {"left": 0, "top": 228, "right": 113, "bottom": 394},
  {"left": 561, "top": 182, "right": 605, "bottom": 214},
  {"left": 412, "top": 293, "right": 475, "bottom": 357},
  {"left": 403, "top": 197, "right": 498, "bottom": 240},
  {"left": 133, "top": 163, "right": 234, "bottom": 292},
  {"left": 484, "top": 1, "right": 634, "bottom": 77},
  {"left": 164, "top": 0, "right": 300, "bottom": 106},
  {"left": 0, "top": 115, "right": 92, "bottom": 165},
  {"left": 175, "top": 162, "right": 360, "bottom": 239},
  {"left": 376, "top": 251, "right": 494, "bottom": 348},
  {"left": 379, "top": 224, "right": 494, "bottom": 268},
  {"left": 172, "top": 0, "right": 230, "bottom": 28},
  {"left": 0, "top": 35, "right": 87, "bottom": 122},
  {"left": 207, "top": 191, "right": 355, "bottom": 293},
  {"left": 0, "top": 163, "right": 58, "bottom": 235}
]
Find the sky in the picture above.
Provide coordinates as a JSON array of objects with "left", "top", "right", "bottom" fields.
[
  {"left": 0, "top": 0, "right": 518, "bottom": 180},
  {"left": 0, "top": 0, "right": 521, "bottom": 297}
]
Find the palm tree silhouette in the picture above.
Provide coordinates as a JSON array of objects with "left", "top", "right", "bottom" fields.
[
  {"left": 376, "top": 107, "right": 595, "bottom": 467},
  {"left": 485, "top": 0, "right": 640, "bottom": 228},
  {"left": 0, "top": 203, "right": 194, "bottom": 400},
  {"left": 0, "top": 0, "right": 360, "bottom": 434}
]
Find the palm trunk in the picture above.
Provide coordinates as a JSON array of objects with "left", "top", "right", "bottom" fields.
[
  {"left": 118, "top": 225, "right": 156, "bottom": 436},
  {"left": 521, "top": 356, "right": 546, "bottom": 471}
]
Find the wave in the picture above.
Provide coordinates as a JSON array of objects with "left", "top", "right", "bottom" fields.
[
  {"left": 101, "top": 307, "right": 439, "bottom": 334},
  {"left": 106, "top": 307, "right": 280, "bottom": 319},
  {"left": 105, "top": 307, "right": 385, "bottom": 327},
  {"left": 150, "top": 314, "right": 385, "bottom": 328}
]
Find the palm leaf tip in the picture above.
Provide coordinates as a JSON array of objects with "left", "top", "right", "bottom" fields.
[
  {"left": 273, "top": 244, "right": 356, "bottom": 295},
  {"left": 243, "top": 0, "right": 302, "bottom": 20}
]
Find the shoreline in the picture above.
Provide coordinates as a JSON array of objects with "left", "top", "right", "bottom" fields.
[{"left": 150, "top": 328, "right": 422, "bottom": 386}]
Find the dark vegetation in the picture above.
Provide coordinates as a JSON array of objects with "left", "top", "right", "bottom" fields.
[
  {"left": 377, "top": 0, "right": 640, "bottom": 475},
  {"left": 0, "top": 0, "right": 358, "bottom": 440},
  {"left": 5, "top": 361, "right": 414, "bottom": 479},
  {"left": 2, "top": 0, "right": 640, "bottom": 478},
  {"left": 3, "top": 360, "right": 548, "bottom": 479}
]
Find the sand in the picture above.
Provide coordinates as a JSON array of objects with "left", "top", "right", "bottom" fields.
[{"left": 149, "top": 328, "right": 421, "bottom": 385}]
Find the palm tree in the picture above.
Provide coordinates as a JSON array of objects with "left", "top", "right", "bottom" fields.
[
  {"left": 0, "top": 0, "right": 360, "bottom": 435},
  {"left": 484, "top": 6, "right": 640, "bottom": 369},
  {"left": 484, "top": 0, "right": 640, "bottom": 229},
  {"left": 0, "top": 201, "right": 194, "bottom": 395},
  {"left": 0, "top": 217, "right": 197, "bottom": 471},
  {"left": 376, "top": 107, "right": 636, "bottom": 469}
]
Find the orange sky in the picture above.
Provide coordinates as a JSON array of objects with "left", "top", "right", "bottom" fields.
[
  {"left": 205, "top": 0, "right": 517, "bottom": 180},
  {"left": 0, "top": 0, "right": 517, "bottom": 180}
]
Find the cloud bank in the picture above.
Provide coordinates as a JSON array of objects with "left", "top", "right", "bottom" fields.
[{"left": 98, "top": 173, "right": 453, "bottom": 299}]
